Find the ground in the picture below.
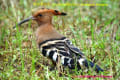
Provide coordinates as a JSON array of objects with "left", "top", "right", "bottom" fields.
[{"left": 0, "top": 0, "right": 120, "bottom": 80}]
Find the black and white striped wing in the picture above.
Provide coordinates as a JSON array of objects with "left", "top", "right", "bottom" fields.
[
  {"left": 39, "top": 37, "right": 103, "bottom": 72},
  {"left": 39, "top": 38, "right": 82, "bottom": 69},
  {"left": 65, "top": 39, "right": 85, "bottom": 58}
]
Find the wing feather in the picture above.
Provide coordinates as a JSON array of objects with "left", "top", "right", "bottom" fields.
[{"left": 65, "top": 39, "right": 85, "bottom": 58}]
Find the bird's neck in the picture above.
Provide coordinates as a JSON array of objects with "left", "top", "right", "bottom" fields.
[
  {"left": 35, "top": 22, "right": 64, "bottom": 44},
  {"left": 37, "top": 21, "right": 52, "bottom": 26}
]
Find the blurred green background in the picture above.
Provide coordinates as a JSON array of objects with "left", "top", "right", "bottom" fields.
[{"left": 0, "top": 0, "right": 120, "bottom": 80}]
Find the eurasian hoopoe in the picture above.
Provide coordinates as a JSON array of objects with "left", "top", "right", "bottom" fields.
[{"left": 13, "top": 8, "right": 103, "bottom": 73}]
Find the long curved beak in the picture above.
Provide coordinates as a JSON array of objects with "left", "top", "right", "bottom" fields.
[{"left": 13, "top": 16, "right": 35, "bottom": 29}]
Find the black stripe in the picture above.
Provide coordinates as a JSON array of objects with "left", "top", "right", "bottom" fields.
[
  {"left": 42, "top": 44, "right": 56, "bottom": 49},
  {"left": 39, "top": 37, "right": 66, "bottom": 47},
  {"left": 42, "top": 41, "right": 65, "bottom": 49},
  {"left": 68, "top": 59, "right": 76, "bottom": 69},
  {"left": 55, "top": 42, "right": 65, "bottom": 44},
  {"left": 63, "top": 58, "right": 69, "bottom": 66},
  {"left": 48, "top": 50, "right": 55, "bottom": 59},
  {"left": 54, "top": 10, "right": 58, "bottom": 13},
  {"left": 70, "top": 59, "right": 74, "bottom": 64},
  {"left": 42, "top": 49, "right": 47, "bottom": 56},
  {"left": 55, "top": 43, "right": 65, "bottom": 47},
  {"left": 56, "top": 47, "right": 66, "bottom": 51},
  {"left": 61, "top": 12, "right": 67, "bottom": 15},
  {"left": 77, "top": 61, "right": 81, "bottom": 70},
  {"left": 59, "top": 51, "right": 71, "bottom": 57}
]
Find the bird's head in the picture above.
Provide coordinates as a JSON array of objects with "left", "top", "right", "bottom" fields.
[{"left": 13, "top": 8, "right": 67, "bottom": 28}]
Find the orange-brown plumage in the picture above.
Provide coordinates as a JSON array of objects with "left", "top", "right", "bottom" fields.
[
  {"left": 35, "top": 23, "right": 64, "bottom": 44},
  {"left": 32, "top": 8, "right": 65, "bottom": 44}
]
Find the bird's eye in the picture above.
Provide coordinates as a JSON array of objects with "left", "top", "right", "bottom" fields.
[{"left": 39, "top": 14, "right": 42, "bottom": 17}]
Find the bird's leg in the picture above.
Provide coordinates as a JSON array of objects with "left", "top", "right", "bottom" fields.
[
  {"left": 49, "top": 60, "right": 56, "bottom": 71},
  {"left": 56, "top": 56, "right": 65, "bottom": 76}
]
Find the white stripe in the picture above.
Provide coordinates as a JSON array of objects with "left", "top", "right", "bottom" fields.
[
  {"left": 52, "top": 52, "right": 58, "bottom": 62},
  {"left": 67, "top": 58, "right": 71, "bottom": 64},
  {"left": 41, "top": 38, "right": 68, "bottom": 47},
  {"left": 40, "top": 48, "right": 43, "bottom": 52},
  {"left": 61, "top": 56, "right": 65, "bottom": 64},
  {"left": 46, "top": 50, "right": 51, "bottom": 57},
  {"left": 78, "top": 58, "right": 85, "bottom": 65}
]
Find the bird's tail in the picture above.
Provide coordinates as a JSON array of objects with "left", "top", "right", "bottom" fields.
[
  {"left": 87, "top": 61, "right": 104, "bottom": 72},
  {"left": 76, "top": 58, "right": 103, "bottom": 73},
  {"left": 61, "top": 56, "right": 103, "bottom": 73}
]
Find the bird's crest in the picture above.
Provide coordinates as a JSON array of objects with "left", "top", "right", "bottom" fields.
[{"left": 32, "top": 8, "right": 67, "bottom": 16}]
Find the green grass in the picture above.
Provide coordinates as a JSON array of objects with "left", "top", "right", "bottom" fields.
[{"left": 0, "top": 0, "right": 120, "bottom": 80}]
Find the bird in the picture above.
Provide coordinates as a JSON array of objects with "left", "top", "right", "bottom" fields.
[{"left": 13, "top": 8, "right": 103, "bottom": 73}]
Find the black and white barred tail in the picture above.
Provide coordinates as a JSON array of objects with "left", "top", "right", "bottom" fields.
[{"left": 39, "top": 37, "right": 103, "bottom": 72}]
